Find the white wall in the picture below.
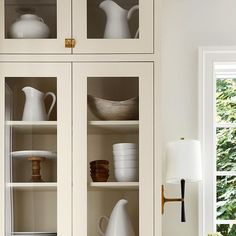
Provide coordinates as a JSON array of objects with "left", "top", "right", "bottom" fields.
[{"left": 161, "top": 0, "right": 236, "bottom": 235}]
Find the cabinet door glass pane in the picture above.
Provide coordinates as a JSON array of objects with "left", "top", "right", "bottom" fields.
[
  {"left": 87, "top": 0, "right": 139, "bottom": 39},
  {"left": 5, "top": 77, "right": 57, "bottom": 235},
  {"left": 87, "top": 77, "right": 139, "bottom": 235},
  {"left": 5, "top": 0, "right": 57, "bottom": 39}
]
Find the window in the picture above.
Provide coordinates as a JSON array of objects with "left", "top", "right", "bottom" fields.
[
  {"left": 215, "top": 75, "right": 236, "bottom": 235},
  {"left": 200, "top": 50, "right": 236, "bottom": 236}
]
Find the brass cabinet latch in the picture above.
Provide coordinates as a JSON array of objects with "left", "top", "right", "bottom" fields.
[{"left": 65, "top": 38, "right": 76, "bottom": 48}]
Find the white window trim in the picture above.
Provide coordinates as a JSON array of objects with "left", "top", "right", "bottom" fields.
[{"left": 199, "top": 47, "right": 236, "bottom": 236}]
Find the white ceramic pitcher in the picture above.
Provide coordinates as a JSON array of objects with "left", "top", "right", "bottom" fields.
[
  {"left": 99, "top": 0, "right": 139, "bottom": 39},
  {"left": 98, "top": 199, "right": 135, "bottom": 236},
  {"left": 22, "top": 86, "right": 56, "bottom": 121}
]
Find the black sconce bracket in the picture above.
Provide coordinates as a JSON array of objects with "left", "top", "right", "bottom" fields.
[{"left": 161, "top": 179, "right": 186, "bottom": 222}]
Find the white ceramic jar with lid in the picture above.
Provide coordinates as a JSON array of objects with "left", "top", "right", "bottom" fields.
[{"left": 9, "top": 14, "right": 50, "bottom": 38}]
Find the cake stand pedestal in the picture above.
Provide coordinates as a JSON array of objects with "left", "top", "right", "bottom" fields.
[{"left": 28, "top": 156, "right": 45, "bottom": 182}]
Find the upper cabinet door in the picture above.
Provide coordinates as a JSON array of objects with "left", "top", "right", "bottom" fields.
[
  {"left": 73, "top": 0, "right": 153, "bottom": 53},
  {"left": 0, "top": 0, "right": 71, "bottom": 53}
]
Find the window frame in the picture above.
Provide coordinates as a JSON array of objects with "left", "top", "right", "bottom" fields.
[{"left": 199, "top": 48, "right": 236, "bottom": 236}]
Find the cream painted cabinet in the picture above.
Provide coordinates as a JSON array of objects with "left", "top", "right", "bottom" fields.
[
  {"left": 73, "top": 62, "right": 154, "bottom": 236},
  {"left": 0, "top": 62, "right": 155, "bottom": 236},
  {"left": 0, "top": 0, "right": 153, "bottom": 54},
  {"left": 0, "top": 63, "right": 72, "bottom": 236}
]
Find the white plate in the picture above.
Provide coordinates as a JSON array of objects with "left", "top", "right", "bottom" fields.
[{"left": 11, "top": 150, "right": 57, "bottom": 159}]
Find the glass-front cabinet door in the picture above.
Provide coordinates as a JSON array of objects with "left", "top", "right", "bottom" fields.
[
  {"left": 73, "top": 0, "right": 153, "bottom": 53},
  {"left": 0, "top": 63, "right": 72, "bottom": 236},
  {"left": 73, "top": 62, "right": 154, "bottom": 235},
  {"left": 0, "top": 0, "right": 71, "bottom": 53}
]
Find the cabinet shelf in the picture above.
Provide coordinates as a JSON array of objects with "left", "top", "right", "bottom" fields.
[
  {"left": 88, "top": 120, "right": 139, "bottom": 134},
  {"left": 6, "top": 121, "right": 57, "bottom": 134},
  {"left": 7, "top": 182, "right": 57, "bottom": 191},
  {"left": 88, "top": 182, "right": 139, "bottom": 190}
]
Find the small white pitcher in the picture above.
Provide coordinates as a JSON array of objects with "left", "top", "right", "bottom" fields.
[
  {"left": 98, "top": 199, "right": 135, "bottom": 236},
  {"left": 22, "top": 86, "right": 56, "bottom": 121}
]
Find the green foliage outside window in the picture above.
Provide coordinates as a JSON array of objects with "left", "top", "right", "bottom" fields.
[
  {"left": 217, "top": 176, "right": 236, "bottom": 220},
  {"left": 216, "top": 79, "right": 236, "bottom": 236},
  {"left": 217, "top": 225, "right": 236, "bottom": 236},
  {"left": 216, "top": 79, "right": 236, "bottom": 123},
  {"left": 217, "top": 128, "right": 236, "bottom": 171}
]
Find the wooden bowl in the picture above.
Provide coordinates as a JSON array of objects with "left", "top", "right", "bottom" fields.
[
  {"left": 91, "top": 173, "right": 109, "bottom": 182},
  {"left": 87, "top": 95, "right": 139, "bottom": 120},
  {"left": 90, "top": 168, "right": 109, "bottom": 174},
  {"left": 90, "top": 160, "right": 109, "bottom": 165}
]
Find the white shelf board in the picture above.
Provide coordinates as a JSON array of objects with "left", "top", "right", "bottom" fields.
[
  {"left": 7, "top": 182, "right": 57, "bottom": 191},
  {"left": 88, "top": 182, "right": 139, "bottom": 190},
  {"left": 88, "top": 120, "right": 139, "bottom": 134},
  {"left": 6, "top": 121, "right": 57, "bottom": 134}
]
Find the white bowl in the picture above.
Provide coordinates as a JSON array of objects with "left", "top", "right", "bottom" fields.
[
  {"left": 113, "top": 154, "right": 138, "bottom": 160},
  {"left": 113, "top": 143, "right": 138, "bottom": 151},
  {"left": 114, "top": 168, "right": 139, "bottom": 182},
  {"left": 113, "top": 149, "right": 138, "bottom": 156},
  {"left": 114, "top": 160, "right": 139, "bottom": 168}
]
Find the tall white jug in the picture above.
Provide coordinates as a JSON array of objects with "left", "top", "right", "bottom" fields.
[
  {"left": 98, "top": 199, "right": 135, "bottom": 236},
  {"left": 99, "top": 0, "right": 139, "bottom": 39},
  {"left": 22, "top": 86, "right": 56, "bottom": 121}
]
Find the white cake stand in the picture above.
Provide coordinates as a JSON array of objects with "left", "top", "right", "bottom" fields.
[{"left": 11, "top": 150, "right": 57, "bottom": 182}]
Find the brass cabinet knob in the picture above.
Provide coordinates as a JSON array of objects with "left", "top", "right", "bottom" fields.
[{"left": 65, "top": 38, "right": 76, "bottom": 48}]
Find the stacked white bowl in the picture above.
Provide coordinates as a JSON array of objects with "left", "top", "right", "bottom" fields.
[{"left": 113, "top": 143, "right": 139, "bottom": 182}]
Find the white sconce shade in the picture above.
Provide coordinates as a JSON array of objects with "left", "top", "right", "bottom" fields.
[{"left": 165, "top": 139, "right": 202, "bottom": 184}]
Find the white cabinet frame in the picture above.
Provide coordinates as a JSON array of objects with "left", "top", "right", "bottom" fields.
[{"left": 73, "top": 62, "right": 154, "bottom": 235}]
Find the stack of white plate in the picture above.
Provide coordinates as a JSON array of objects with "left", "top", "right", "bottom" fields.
[
  {"left": 12, "top": 232, "right": 57, "bottom": 236},
  {"left": 113, "top": 143, "right": 139, "bottom": 182}
]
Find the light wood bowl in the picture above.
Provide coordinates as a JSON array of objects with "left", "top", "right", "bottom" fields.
[{"left": 87, "top": 95, "right": 139, "bottom": 120}]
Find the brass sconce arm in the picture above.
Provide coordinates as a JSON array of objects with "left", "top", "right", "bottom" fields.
[{"left": 161, "top": 179, "right": 186, "bottom": 222}]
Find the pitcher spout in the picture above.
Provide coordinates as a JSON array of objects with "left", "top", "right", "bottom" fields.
[
  {"left": 22, "top": 86, "right": 43, "bottom": 97},
  {"left": 117, "top": 199, "right": 128, "bottom": 206},
  {"left": 99, "top": 0, "right": 126, "bottom": 15},
  {"left": 110, "top": 199, "right": 128, "bottom": 219},
  {"left": 98, "top": 199, "right": 135, "bottom": 236}
]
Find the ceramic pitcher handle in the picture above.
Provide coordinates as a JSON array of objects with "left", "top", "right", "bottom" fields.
[
  {"left": 98, "top": 216, "right": 109, "bottom": 236},
  {"left": 127, "top": 5, "right": 139, "bottom": 38},
  {"left": 44, "top": 92, "right": 56, "bottom": 120}
]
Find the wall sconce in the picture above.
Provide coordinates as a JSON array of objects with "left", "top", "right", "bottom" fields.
[{"left": 162, "top": 138, "right": 202, "bottom": 222}]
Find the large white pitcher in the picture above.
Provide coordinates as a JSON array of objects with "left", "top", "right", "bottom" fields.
[
  {"left": 22, "top": 86, "right": 56, "bottom": 121},
  {"left": 99, "top": 0, "right": 139, "bottom": 39},
  {"left": 98, "top": 199, "right": 135, "bottom": 236}
]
